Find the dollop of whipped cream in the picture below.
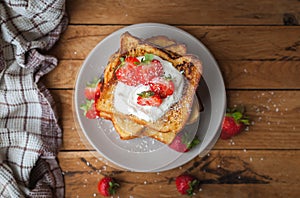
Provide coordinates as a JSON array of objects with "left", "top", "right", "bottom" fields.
[{"left": 113, "top": 55, "right": 185, "bottom": 122}]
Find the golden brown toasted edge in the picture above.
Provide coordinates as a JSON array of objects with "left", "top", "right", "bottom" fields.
[
  {"left": 103, "top": 52, "right": 121, "bottom": 84},
  {"left": 142, "top": 128, "right": 176, "bottom": 145},
  {"left": 111, "top": 114, "right": 144, "bottom": 140},
  {"left": 95, "top": 82, "right": 116, "bottom": 117}
]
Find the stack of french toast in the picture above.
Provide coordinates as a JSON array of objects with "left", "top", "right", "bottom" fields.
[{"left": 95, "top": 32, "right": 202, "bottom": 145}]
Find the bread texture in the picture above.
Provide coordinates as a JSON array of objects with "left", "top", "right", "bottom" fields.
[{"left": 95, "top": 32, "right": 202, "bottom": 144}]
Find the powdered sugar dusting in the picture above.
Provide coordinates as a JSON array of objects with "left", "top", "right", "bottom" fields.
[{"left": 248, "top": 91, "right": 295, "bottom": 132}]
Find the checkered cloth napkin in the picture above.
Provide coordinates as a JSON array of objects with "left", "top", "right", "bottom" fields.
[{"left": 0, "top": 1, "right": 68, "bottom": 197}]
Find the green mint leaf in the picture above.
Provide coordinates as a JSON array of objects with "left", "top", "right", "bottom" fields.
[
  {"left": 141, "top": 53, "right": 154, "bottom": 64},
  {"left": 145, "top": 53, "right": 154, "bottom": 62},
  {"left": 137, "top": 91, "right": 154, "bottom": 98}
]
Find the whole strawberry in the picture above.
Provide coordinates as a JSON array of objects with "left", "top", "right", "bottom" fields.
[
  {"left": 175, "top": 175, "right": 199, "bottom": 195},
  {"left": 97, "top": 177, "right": 119, "bottom": 197},
  {"left": 221, "top": 106, "right": 249, "bottom": 139},
  {"left": 84, "top": 78, "right": 102, "bottom": 100}
]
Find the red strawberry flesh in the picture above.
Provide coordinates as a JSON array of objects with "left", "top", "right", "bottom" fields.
[
  {"left": 175, "top": 175, "right": 199, "bottom": 195},
  {"left": 137, "top": 91, "right": 162, "bottom": 107},
  {"left": 84, "top": 79, "right": 101, "bottom": 100},
  {"left": 149, "top": 76, "right": 175, "bottom": 98},
  {"left": 116, "top": 57, "right": 163, "bottom": 86},
  {"left": 80, "top": 100, "right": 98, "bottom": 119},
  {"left": 169, "top": 132, "right": 200, "bottom": 153}
]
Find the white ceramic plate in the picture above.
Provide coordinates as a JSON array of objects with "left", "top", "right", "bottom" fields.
[{"left": 74, "top": 23, "right": 226, "bottom": 172}]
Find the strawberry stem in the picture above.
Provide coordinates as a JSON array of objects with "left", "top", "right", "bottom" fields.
[
  {"left": 186, "top": 179, "right": 199, "bottom": 196},
  {"left": 226, "top": 105, "right": 250, "bottom": 125},
  {"left": 108, "top": 181, "right": 120, "bottom": 195}
]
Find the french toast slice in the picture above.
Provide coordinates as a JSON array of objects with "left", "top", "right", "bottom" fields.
[
  {"left": 145, "top": 35, "right": 188, "bottom": 55},
  {"left": 96, "top": 32, "right": 202, "bottom": 143},
  {"left": 98, "top": 35, "right": 192, "bottom": 142},
  {"left": 145, "top": 35, "right": 177, "bottom": 47},
  {"left": 112, "top": 113, "right": 144, "bottom": 140}
]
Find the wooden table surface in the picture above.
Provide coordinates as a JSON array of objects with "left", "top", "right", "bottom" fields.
[{"left": 46, "top": 1, "right": 300, "bottom": 197}]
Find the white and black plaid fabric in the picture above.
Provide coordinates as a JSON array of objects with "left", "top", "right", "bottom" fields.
[{"left": 0, "top": 1, "right": 68, "bottom": 197}]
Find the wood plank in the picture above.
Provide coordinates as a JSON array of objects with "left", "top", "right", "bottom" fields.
[
  {"left": 50, "top": 25, "right": 300, "bottom": 61},
  {"left": 58, "top": 150, "right": 300, "bottom": 197},
  {"left": 51, "top": 90, "right": 300, "bottom": 151},
  {"left": 66, "top": 0, "right": 300, "bottom": 25},
  {"left": 220, "top": 60, "right": 300, "bottom": 89},
  {"left": 44, "top": 60, "right": 300, "bottom": 89}
]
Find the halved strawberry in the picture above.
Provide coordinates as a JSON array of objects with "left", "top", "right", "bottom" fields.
[
  {"left": 84, "top": 78, "right": 102, "bottom": 100},
  {"left": 116, "top": 56, "right": 140, "bottom": 86},
  {"left": 135, "top": 59, "right": 164, "bottom": 85},
  {"left": 80, "top": 100, "right": 98, "bottom": 119},
  {"left": 115, "top": 54, "right": 163, "bottom": 86},
  {"left": 137, "top": 91, "right": 162, "bottom": 107},
  {"left": 149, "top": 76, "right": 175, "bottom": 98},
  {"left": 125, "top": 56, "right": 140, "bottom": 66}
]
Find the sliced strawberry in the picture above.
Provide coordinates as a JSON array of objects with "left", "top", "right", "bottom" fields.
[
  {"left": 84, "top": 78, "right": 101, "bottom": 100},
  {"left": 80, "top": 100, "right": 98, "bottom": 119},
  {"left": 220, "top": 106, "right": 250, "bottom": 139},
  {"left": 135, "top": 59, "right": 164, "bottom": 85},
  {"left": 175, "top": 175, "right": 199, "bottom": 195},
  {"left": 115, "top": 54, "right": 163, "bottom": 86},
  {"left": 84, "top": 87, "right": 95, "bottom": 100},
  {"left": 125, "top": 56, "right": 140, "bottom": 66},
  {"left": 137, "top": 91, "right": 162, "bottom": 107},
  {"left": 115, "top": 63, "right": 137, "bottom": 86},
  {"left": 169, "top": 132, "right": 200, "bottom": 153},
  {"left": 97, "top": 177, "right": 119, "bottom": 197},
  {"left": 115, "top": 56, "right": 140, "bottom": 86},
  {"left": 149, "top": 76, "right": 175, "bottom": 98}
]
